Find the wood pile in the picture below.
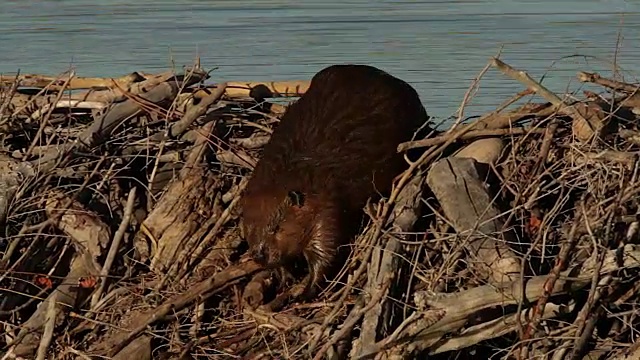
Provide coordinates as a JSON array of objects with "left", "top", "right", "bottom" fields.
[{"left": 1, "top": 58, "right": 640, "bottom": 359}]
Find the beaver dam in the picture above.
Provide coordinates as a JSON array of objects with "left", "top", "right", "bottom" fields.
[{"left": 2, "top": 57, "right": 640, "bottom": 360}]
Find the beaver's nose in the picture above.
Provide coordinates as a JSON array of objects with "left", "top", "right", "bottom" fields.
[{"left": 250, "top": 244, "right": 268, "bottom": 264}]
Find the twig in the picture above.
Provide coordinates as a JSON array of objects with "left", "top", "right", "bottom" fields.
[
  {"left": 35, "top": 297, "right": 56, "bottom": 360},
  {"left": 518, "top": 210, "right": 582, "bottom": 357},
  {"left": 0, "top": 70, "right": 21, "bottom": 123},
  {"left": 450, "top": 58, "right": 494, "bottom": 132},
  {"left": 90, "top": 187, "right": 137, "bottom": 309},
  {"left": 313, "top": 276, "right": 391, "bottom": 360},
  {"left": 398, "top": 127, "right": 545, "bottom": 152},
  {"left": 491, "top": 57, "right": 595, "bottom": 137},
  {"left": 24, "top": 73, "right": 76, "bottom": 159},
  {"left": 577, "top": 71, "right": 640, "bottom": 93}
]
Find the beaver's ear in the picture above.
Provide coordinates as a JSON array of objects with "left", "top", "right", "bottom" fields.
[{"left": 286, "top": 190, "right": 306, "bottom": 208}]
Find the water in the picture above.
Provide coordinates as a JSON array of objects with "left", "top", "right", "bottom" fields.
[{"left": 0, "top": 0, "right": 639, "bottom": 121}]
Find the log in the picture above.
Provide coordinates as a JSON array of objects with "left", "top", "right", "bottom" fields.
[
  {"left": 148, "top": 82, "right": 227, "bottom": 142},
  {"left": 68, "top": 69, "right": 179, "bottom": 104},
  {"left": 77, "top": 81, "right": 177, "bottom": 147},
  {"left": 5, "top": 69, "right": 200, "bottom": 118},
  {"left": 194, "top": 80, "right": 309, "bottom": 99},
  {"left": 29, "top": 100, "right": 107, "bottom": 121},
  {"left": 426, "top": 157, "right": 521, "bottom": 284},
  {"left": 429, "top": 302, "right": 568, "bottom": 355},
  {"left": 0, "top": 71, "right": 145, "bottom": 91}
]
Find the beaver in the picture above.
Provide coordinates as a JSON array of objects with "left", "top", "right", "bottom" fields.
[{"left": 240, "top": 64, "right": 429, "bottom": 297}]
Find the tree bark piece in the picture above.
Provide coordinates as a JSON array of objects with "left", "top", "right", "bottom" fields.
[
  {"left": 426, "top": 157, "right": 521, "bottom": 284},
  {"left": 143, "top": 166, "right": 220, "bottom": 274},
  {"left": 111, "top": 335, "right": 152, "bottom": 360},
  {"left": 138, "top": 122, "right": 221, "bottom": 276}
]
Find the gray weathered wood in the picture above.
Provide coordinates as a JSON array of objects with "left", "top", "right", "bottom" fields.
[
  {"left": 426, "top": 156, "right": 520, "bottom": 284},
  {"left": 358, "top": 174, "right": 425, "bottom": 356},
  {"left": 362, "top": 244, "right": 640, "bottom": 359}
]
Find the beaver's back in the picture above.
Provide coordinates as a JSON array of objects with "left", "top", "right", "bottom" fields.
[{"left": 246, "top": 64, "right": 428, "bottom": 212}]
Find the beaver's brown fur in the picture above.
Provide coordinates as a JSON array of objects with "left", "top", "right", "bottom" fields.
[{"left": 241, "top": 64, "right": 429, "bottom": 296}]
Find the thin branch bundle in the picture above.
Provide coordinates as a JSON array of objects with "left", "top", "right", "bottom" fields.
[{"left": 1, "top": 57, "right": 640, "bottom": 360}]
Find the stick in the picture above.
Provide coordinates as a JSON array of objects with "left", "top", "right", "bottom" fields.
[
  {"left": 577, "top": 71, "right": 640, "bottom": 93},
  {"left": 24, "top": 73, "right": 76, "bottom": 159},
  {"left": 314, "top": 277, "right": 391, "bottom": 360},
  {"left": 35, "top": 298, "right": 57, "bottom": 360},
  {"left": 0, "top": 72, "right": 145, "bottom": 91},
  {"left": 90, "top": 188, "right": 137, "bottom": 309},
  {"left": 398, "top": 127, "right": 546, "bottom": 152},
  {"left": 150, "top": 82, "right": 227, "bottom": 141},
  {"left": 491, "top": 57, "right": 600, "bottom": 141}
]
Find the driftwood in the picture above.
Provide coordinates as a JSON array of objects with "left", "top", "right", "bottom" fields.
[
  {"left": 0, "top": 71, "right": 145, "bottom": 91},
  {"left": 142, "top": 121, "right": 221, "bottom": 276},
  {"left": 453, "top": 137, "right": 505, "bottom": 165},
  {"left": 426, "top": 156, "right": 521, "bottom": 284}
]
